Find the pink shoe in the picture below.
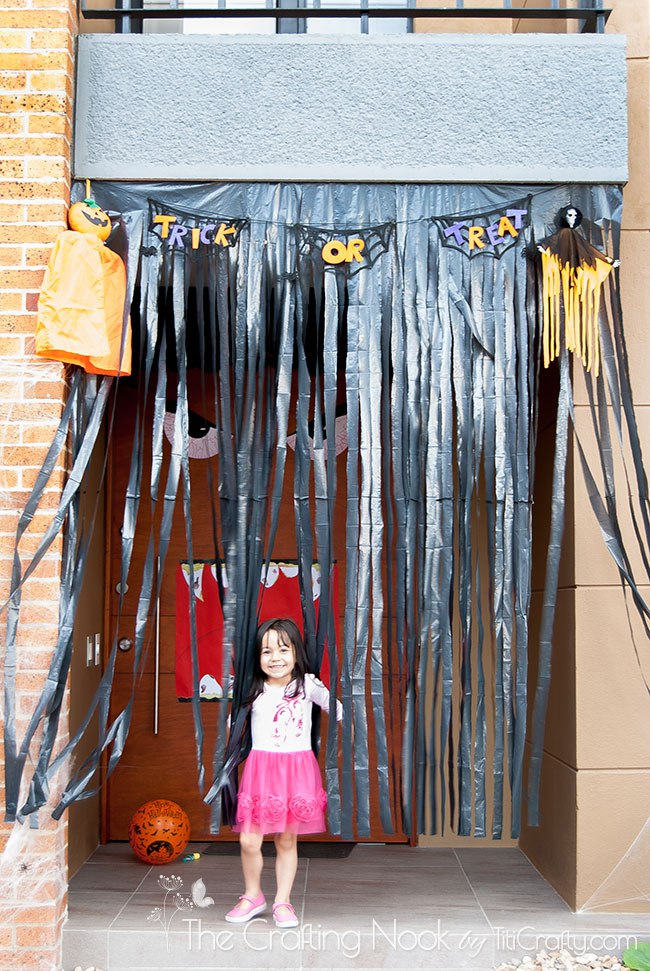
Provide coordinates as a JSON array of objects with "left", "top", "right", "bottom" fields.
[
  {"left": 272, "top": 902, "right": 299, "bottom": 928},
  {"left": 225, "top": 892, "right": 267, "bottom": 923}
]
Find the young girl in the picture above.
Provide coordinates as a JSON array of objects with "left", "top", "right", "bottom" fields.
[{"left": 225, "top": 617, "right": 342, "bottom": 929}]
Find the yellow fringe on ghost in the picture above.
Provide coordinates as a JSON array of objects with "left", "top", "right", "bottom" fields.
[{"left": 540, "top": 247, "right": 613, "bottom": 378}]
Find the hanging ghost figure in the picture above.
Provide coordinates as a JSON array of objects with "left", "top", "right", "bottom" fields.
[
  {"left": 537, "top": 204, "right": 620, "bottom": 376},
  {"left": 564, "top": 206, "right": 581, "bottom": 229}
]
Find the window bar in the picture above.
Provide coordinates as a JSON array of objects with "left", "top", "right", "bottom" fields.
[
  {"left": 278, "top": 0, "right": 306, "bottom": 34},
  {"left": 117, "top": 0, "right": 132, "bottom": 34},
  {"left": 361, "top": 0, "right": 368, "bottom": 36},
  {"left": 309, "top": 0, "right": 318, "bottom": 33},
  {"left": 81, "top": 3, "right": 612, "bottom": 31},
  {"left": 580, "top": 0, "right": 605, "bottom": 34}
]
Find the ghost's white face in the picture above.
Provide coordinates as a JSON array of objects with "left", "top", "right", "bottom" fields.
[{"left": 566, "top": 207, "right": 579, "bottom": 228}]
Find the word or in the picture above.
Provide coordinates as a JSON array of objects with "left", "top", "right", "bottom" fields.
[
  {"left": 153, "top": 214, "right": 237, "bottom": 249},
  {"left": 439, "top": 208, "right": 528, "bottom": 256},
  {"left": 322, "top": 239, "right": 365, "bottom": 265}
]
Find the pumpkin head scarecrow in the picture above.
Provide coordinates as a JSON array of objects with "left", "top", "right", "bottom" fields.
[{"left": 35, "top": 187, "right": 131, "bottom": 376}]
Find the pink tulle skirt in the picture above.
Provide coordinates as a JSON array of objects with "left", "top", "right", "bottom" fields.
[{"left": 233, "top": 749, "right": 327, "bottom": 835}]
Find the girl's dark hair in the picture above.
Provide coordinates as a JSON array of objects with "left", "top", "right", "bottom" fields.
[{"left": 245, "top": 617, "right": 309, "bottom": 705}]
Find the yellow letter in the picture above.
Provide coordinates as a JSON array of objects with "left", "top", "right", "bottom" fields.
[
  {"left": 322, "top": 240, "right": 348, "bottom": 265},
  {"left": 191, "top": 227, "right": 201, "bottom": 250},
  {"left": 214, "top": 223, "right": 237, "bottom": 247},
  {"left": 153, "top": 214, "right": 177, "bottom": 240},
  {"left": 346, "top": 239, "right": 365, "bottom": 263},
  {"left": 498, "top": 216, "right": 518, "bottom": 239},
  {"left": 468, "top": 226, "right": 485, "bottom": 251}
]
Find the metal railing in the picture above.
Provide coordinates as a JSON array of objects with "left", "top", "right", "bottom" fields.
[{"left": 81, "top": 0, "right": 610, "bottom": 35}]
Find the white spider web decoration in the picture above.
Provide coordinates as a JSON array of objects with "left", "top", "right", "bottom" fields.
[{"left": 579, "top": 814, "right": 650, "bottom": 913}]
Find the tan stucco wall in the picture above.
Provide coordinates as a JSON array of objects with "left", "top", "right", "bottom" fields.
[
  {"left": 521, "top": 0, "right": 650, "bottom": 913},
  {"left": 570, "top": 0, "right": 650, "bottom": 906}
]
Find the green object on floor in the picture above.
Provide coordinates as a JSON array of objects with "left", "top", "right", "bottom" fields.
[{"left": 624, "top": 942, "right": 650, "bottom": 970}]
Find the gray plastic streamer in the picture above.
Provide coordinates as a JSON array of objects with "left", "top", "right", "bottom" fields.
[{"left": 4, "top": 181, "right": 650, "bottom": 841}]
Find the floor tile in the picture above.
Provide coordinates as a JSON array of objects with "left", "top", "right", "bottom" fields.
[
  {"left": 107, "top": 926, "right": 302, "bottom": 969},
  {"left": 62, "top": 842, "right": 650, "bottom": 971},
  {"left": 70, "top": 863, "right": 150, "bottom": 893},
  {"left": 486, "top": 910, "right": 650, "bottom": 934},
  {"left": 133, "top": 859, "right": 308, "bottom": 898},
  {"left": 304, "top": 860, "right": 474, "bottom": 898},
  {"left": 298, "top": 928, "right": 497, "bottom": 969},
  {"left": 347, "top": 845, "right": 460, "bottom": 868},
  {"left": 301, "top": 897, "right": 491, "bottom": 933},
  {"left": 68, "top": 890, "right": 135, "bottom": 927},
  {"left": 85, "top": 841, "right": 145, "bottom": 863},
  {"left": 454, "top": 848, "right": 530, "bottom": 866},
  {"left": 62, "top": 928, "right": 109, "bottom": 970},
  {"left": 110, "top": 892, "right": 198, "bottom": 931},
  {"left": 468, "top": 887, "right": 573, "bottom": 914}
]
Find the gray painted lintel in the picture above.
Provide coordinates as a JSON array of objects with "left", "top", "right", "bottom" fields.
[{"left": 74, "top": 33, "right": 628, "bottom": 184}]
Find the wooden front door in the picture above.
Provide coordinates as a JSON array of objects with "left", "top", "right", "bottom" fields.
[{"left": 103, "top": 378, "right": 407, "bottom": 843}]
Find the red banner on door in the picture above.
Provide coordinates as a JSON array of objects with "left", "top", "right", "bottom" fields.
[{"left": 175, "top": 561, "right": 338, "bottom": 700}]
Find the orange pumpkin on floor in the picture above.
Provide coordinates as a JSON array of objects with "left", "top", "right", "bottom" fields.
[{"left": 128, "top": 799, "right": 190, "bottom": 865}]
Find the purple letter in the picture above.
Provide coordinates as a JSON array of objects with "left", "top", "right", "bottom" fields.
[
  {"left": 506, "top": 208, "right": 528, "bottom": 230},
  {"left": 486, "top": 223, "right": 506, "bottom": 247},
  {"left": 168, "top": 224, "right": 189, "bottom": 248},
  {"left": 200, "top": 224, "right": 216, "bottom": 244},
  {"left": 443, "top": 222, "right": 467, "bottom": 246}
]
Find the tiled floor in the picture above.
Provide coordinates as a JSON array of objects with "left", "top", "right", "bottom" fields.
[{"left": 63, "top": 843, "right": 650, "bottom": 971}]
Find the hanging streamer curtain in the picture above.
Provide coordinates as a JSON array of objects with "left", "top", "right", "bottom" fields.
[{"left": 3, "top": 182, "right": 649, "bottom": 840}]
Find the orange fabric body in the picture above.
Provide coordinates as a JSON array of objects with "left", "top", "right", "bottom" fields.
[{"left": 36, "top": 230, "right": 131, "bottom": 376}]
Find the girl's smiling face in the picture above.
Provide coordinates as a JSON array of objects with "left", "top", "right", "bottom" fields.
[{"left": 260, "top": 628, "right": 296, "bottom": 686}]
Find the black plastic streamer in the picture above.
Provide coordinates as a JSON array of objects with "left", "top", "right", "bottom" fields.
[
  {"left": 3, "top": 212, "right": 142, "bottom": 821},
  {"left": 51, "top": 231, "right": 166, "bottom": 818},
  {"left": 527, "top": 205, "right": 650, "bottom": 822},
  {"left": 5, "top": 181, "right": 650, "bottom": 842}
]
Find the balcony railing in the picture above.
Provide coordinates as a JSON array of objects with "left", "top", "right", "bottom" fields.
[{"left": 81, "top": 0, "right": 610, "bottom": 35}]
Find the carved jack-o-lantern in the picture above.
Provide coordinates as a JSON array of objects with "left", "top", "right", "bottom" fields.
[{"left": 68, "top": 198, "right": 112, "bottom": 241}]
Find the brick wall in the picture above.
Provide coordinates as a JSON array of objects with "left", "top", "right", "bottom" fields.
[{"left": 0, "top": 0, "right": 76, "bottom": 965}]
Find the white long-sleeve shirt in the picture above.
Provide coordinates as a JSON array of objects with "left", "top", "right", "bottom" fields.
[{"left": 251, "top": 673, "right": 343, "bottom": 752}]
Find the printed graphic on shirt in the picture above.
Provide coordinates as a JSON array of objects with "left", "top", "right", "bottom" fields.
[{"left": 271, "top": 696, "right": 305, "bottom": 748}]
